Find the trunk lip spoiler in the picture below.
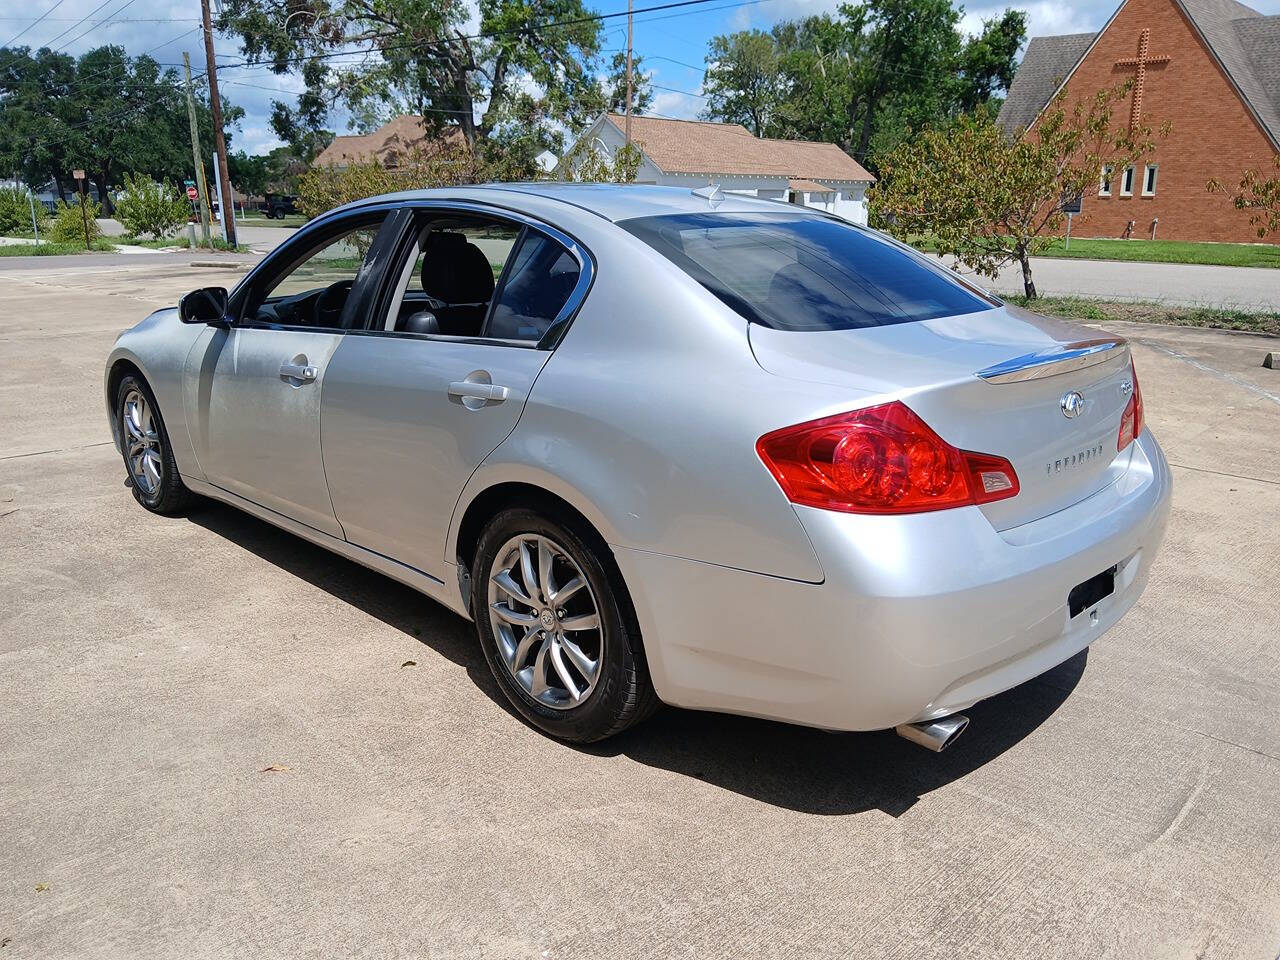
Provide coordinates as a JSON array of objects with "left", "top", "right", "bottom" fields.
[{"left": 976, "top": 337, "right": 1129, "bottom": 384}]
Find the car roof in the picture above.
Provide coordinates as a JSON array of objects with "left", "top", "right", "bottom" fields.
[{"left": 335, "top": 182, "right": 826, "bottom": 225}]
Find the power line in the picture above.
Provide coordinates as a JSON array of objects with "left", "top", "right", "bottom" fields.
[
  {"left": 2, "top": 0, "right": 68, "bottom": 47},
  {"left": 39, "top": 0, "right": 119, "bottom": 49},
  {"left": 54, "top": 0, "right": 143, "bottom": 52},
  {"left": 212, "top": 0, "right": 774, "bottom": 72}
]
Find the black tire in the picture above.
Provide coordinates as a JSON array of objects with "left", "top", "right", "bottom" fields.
[
  {"left": 115, "top": 374, "right": 194, "bottom": 515},
  {"left": 472, "top": 505, "right": 659, "bottom": 743}
]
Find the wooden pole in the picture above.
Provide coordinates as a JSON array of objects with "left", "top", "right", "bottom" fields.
[
  {"left": 78, "top": 177, "right": 90, "bottom": 249},
  {"left": 625, "top": 0, "right": 633, "bottom": 146},
  {"left": 201, "top": 0, "right": 237, "bottom": 249},
  {"left": 183, "top": 53, "right": 213, "bottom": 247}
]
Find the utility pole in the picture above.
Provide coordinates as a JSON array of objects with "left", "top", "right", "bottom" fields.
[
  {"left": 201, "top": 0, "right": 236, "bottom": 249},
  {"left": 182, "top": 53, "right": 212, "bottom": 247},
  {"left": 624, "top": 0, "right": 634, "bottom": 146}
]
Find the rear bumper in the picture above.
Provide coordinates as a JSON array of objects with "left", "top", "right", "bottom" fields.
[{"left": 617, "top": 428, "right": 1172, "bottom": 731}]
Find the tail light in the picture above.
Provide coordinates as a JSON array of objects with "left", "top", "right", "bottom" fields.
[
  {"left": 756, "top": 401, "right": 1019, "bottom": 515},
  {"left": 1117, "top": 360, "right": 1144, "bottom": 450}
]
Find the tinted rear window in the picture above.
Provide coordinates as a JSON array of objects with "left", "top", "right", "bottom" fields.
[{"left": 619, "top": 211, "right": 994, "bottom": 331}]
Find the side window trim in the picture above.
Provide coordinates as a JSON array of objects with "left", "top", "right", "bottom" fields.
[{"left": 398, "top": 200, "right": 595, "bottom": 350}]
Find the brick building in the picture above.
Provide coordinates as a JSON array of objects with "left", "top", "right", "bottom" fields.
[{"left": 999, "top": 0, "right": 1279, "bottom": 243}]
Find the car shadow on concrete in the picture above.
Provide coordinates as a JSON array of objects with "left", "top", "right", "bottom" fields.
[
  {"left": 189, "top": 500, "right": 1086, "bottom": 819},
  {"left": 586, "top": 652, "right": 1086, "bottom": 817}
]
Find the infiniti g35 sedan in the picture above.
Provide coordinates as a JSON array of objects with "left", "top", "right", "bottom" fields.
[{"left": 105, "top": 183, "right": 1172, "bottom": 750}]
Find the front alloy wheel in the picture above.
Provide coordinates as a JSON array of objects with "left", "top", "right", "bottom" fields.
[
  {"left": 122, "top": 388, "right": 163, "bottom": 498},
  {"left": 115, "top": 374, "right": 192, "bottom": 515}
]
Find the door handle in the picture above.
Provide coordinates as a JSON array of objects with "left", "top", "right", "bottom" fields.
[
  {"left": 448, "top": 381, "right": 509, "bottom": 403},
  {"left": 280, "top": 361, "right": 318, "bottom": 382}
]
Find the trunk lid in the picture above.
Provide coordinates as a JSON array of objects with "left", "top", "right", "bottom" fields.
[{"left": 749, "top": 305, "right": 1136, "bottom": 530}]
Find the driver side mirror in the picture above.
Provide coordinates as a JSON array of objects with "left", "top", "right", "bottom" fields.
[{"left": 178, "top": 286, "right": 230, "bottom": 324}]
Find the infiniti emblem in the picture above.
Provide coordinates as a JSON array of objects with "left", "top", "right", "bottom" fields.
[{"left": 1060, "top": 390, "right": 1085, "bottom": 419}]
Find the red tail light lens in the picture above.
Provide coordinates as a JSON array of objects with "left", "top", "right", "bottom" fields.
[
  {"left": 1117, "top": 360, "right": 1144, "bottom": 451},
  {"left": 756, "top": 401, "right": 1020, "bottom": 514}
]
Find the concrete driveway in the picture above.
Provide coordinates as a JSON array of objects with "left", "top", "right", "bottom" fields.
[{"left": 2, "top": 260, "right": 1279, "bottom": 959}]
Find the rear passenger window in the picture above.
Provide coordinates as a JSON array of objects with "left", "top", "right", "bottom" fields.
[{"left": 486, "top": 231, "right": 581, "bottom": 342}]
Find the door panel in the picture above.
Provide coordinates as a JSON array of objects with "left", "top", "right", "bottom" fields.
[
  {"left": 184, "top": 326, "right": 345, "bottom": 537},
  {"left": 320, "top": 336, "right": 549, "bottom": 579}
]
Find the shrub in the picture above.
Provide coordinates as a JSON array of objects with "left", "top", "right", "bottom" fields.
[
  {"left": 0, "top": 185, "right": 49, "bottom": 237},
  {"left": 296, "top": 140, "right": 522, "bottom": 219},
  {"left": 115, "top": 172, "right": 190, "bottom": 239},
  {"left": 49, "top": 196, "right": 102, "bottom": 245}
]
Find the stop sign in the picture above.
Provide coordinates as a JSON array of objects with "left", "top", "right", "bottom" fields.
[{"left": 186, "top": 186, "right": 198, "bottom": 200}]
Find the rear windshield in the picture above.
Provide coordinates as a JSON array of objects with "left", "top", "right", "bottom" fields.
[{"left": 619, "top": 211, "right": 995, "bottom": 331}]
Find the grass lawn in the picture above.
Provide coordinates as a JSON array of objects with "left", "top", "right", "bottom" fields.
[
  {"left": 0, "top": 238, "right": 116, "bottom": 256},
  {"left": 1035, "top": 237, "right": 1280, "bottom": 268},
  {"left": 1009, "top": 295, "right": 1280, "bottom": 336}
]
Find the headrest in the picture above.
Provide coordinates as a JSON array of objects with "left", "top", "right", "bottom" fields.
[{"left": 420, "top": 232, "right": 496, "bottom": 304}]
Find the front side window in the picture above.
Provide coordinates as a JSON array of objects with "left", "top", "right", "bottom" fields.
[
  {"left": 1143, "top": 164, "right": 1158, "bottom": 196},
  {"left": 246, "top": 214, "right": 388, "bottom": 329},
  {"left": 1121, "top": 165, "right": 1136, "bottom": 196},
  {"left": 620, "top": 211, "right": 995, "bottom": 332}
]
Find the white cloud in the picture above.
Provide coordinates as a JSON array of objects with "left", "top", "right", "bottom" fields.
[{"left": 650, "top": 87, "right": 703, "bottom": 120}]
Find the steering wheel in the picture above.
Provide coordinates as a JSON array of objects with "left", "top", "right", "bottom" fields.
[{"left": 313, "top": 279, "right": 355, "bottom": 327}]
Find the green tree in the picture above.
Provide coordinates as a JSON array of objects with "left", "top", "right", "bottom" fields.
[
  {"left": 115, "top": 172, "right": 190, "bottom": 239},
  {"left": 701, "top": 30, "right": 780, "bottom": 136},
  {"left": 1209, "top": 155, "right": 1280, "bottom": 238},
  {"left": 701, "top": 3, "right": 1026, "bottom": 168},
  {"left": 605, "top": 51, "right": 652, "bottom": 115},
  {"left": 0, "top": 45, "right": 241, "bottom": 210},
  {"left": 871, "top": 89, "right": 1163, "bottom": 299},
  {"left": 218, "top": 0, "right": 606, "bottom": 162},
  {"left": 953, "top": 10, "right": 1027, "bottom": 114}
]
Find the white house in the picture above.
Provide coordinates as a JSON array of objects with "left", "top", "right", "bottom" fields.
[{"left": 560, "top": 113, "right": 875, "bottom": 224}]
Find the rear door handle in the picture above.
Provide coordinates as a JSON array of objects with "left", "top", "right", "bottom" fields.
[
  {"left": 280, "top": 361, "right": 318, "bottom": 382},
  {"left": 448, "top": 381, "right": 509, "bottom": 403}
]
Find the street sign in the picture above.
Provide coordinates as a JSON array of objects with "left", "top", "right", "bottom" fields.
[
  {"left": 72, "top": 169, "right": 85, "bottom": 180},
  {"left": 1061, "top": 192, "right": 1083, "bottom": 215},
  {"left": 186, "top": 185, "right": 199, "bottom": 201}
]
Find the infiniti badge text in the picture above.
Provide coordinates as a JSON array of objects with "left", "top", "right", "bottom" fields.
[{"left": 1047, "top": 443, "right": 1106, "bottom": 476}]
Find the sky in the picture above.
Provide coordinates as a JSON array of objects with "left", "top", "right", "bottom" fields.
[{"left": 6, "top": 0, "right": 1280, "bottom": 154}]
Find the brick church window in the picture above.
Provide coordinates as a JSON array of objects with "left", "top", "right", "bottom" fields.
[
  {"left": 1121, "top": 165, "right": 1136, "bottom": 196},
  {"left": 1100, "top": 166, "right": 1113, "bottom": 196},
  {"left": 1143, "top": 164, "right": 1159, "bottom": 196}
]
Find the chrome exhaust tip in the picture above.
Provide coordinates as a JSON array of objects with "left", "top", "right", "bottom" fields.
[{"left": 895, "top": 714, "right": 969, "bottom": 752}]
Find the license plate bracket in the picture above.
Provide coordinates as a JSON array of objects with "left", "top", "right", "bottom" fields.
[{"left": 1069, "top": 566, "right": 1116, "bottom": 618}]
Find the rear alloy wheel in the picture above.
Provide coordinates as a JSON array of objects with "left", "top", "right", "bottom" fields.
[
  {"left": 116, "top": 374, "right": 193, "bottom": 515},
  {"left": 473, "top": 507, "right": 658, "bottom": 742}
]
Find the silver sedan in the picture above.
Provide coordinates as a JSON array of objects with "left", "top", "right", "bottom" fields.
[{"left": 104, "top": 184, "right": 1172, "bottom": 751}]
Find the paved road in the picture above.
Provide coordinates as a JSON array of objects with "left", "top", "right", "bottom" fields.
[
  {"left": 96, "top": 218, "right": 297, "bottom": 253},
  {"left": 962, "top": 254, "right": 1280, "bottom": 310},
  {"left": 1, "top": 260, "right": 1278, "bottom": 958}
]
